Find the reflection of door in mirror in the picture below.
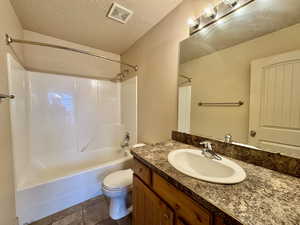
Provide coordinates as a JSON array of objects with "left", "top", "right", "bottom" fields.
[
  {"left": 249, "top": 50, "right": 300, "bottom": 157},
  {"left": 178, "top": 86, "right": 191, "bottom": 133}
]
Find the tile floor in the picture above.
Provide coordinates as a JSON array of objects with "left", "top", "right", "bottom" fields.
[{"left": 30, "top": 196, "right": 132, "bottom": 225}]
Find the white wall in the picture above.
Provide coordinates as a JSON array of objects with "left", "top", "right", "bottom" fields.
[{"left": 121, "top": 77, "right": 138, "bottom": 145}]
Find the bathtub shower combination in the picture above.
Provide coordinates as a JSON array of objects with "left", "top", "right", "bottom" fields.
[{"left": 7, "top": 54, "right": 137, "bottom": 224}]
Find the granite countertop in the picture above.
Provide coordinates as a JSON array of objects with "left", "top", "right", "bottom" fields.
[{"left": 131, "top": 141, "right": 300, "bottom": 225}]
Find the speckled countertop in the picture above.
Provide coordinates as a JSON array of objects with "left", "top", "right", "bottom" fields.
[{"left": 131, "top": 141, "right": 300, "bottom": 225}]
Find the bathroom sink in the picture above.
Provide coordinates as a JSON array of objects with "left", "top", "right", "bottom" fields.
[{"left": 168, "top": 149, "right": 246, "bottom": 184}]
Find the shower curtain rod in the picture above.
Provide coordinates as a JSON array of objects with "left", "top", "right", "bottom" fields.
[{"left": 5, "top": 34, "right": 138, "bottom": 72}]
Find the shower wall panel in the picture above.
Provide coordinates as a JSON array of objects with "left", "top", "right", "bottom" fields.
[
  {"left": 121, "top": 77, "right": 138, "bottom": 145},
  {"left": 29, "top": 72, "right": 78, "bottom": 168},
  {"left": 28, "top": 71, "right": 122, "bottom": 170},
  {"left": 8, "top": 65, "right": 124, "bottom": 188},
  {"left": 7, "top": 54, "right": 30, "bottom": 186}
]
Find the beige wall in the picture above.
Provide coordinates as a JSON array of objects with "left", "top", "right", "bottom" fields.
[
  {"left": 180, "top": 23, "right": 300, "bottom": 143},
  {"left": 23, "top": 30, "right": 120, "bottom": 79},
  {"left": 121, "top": 0, "right": 214, "bottom": 143},
  {"left": 0, "top": 0, "right": 24, "bottom": 224}
]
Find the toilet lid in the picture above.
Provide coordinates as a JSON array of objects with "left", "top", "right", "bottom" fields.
[{"left": 103, "top": 169, "right": 133, "bottom": 190}]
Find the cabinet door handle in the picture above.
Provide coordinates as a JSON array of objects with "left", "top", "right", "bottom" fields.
[
  {"left": 163, "top": 213, "right": 169, "bottom": 220},
  {"left": 138, "top": 167, "right": 143, "bottom": 173}
]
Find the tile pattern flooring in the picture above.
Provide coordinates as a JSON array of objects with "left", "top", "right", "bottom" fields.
[{"left": 30, "top": 196, "right": 132, "bottom": 225}]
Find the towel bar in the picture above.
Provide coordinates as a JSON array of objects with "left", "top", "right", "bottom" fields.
[
  {"left": 0, "top": 94, "right": 15, "bottom": 103},
  {"left": 198, "top": 101, "right": 244, "bottom": 107}
]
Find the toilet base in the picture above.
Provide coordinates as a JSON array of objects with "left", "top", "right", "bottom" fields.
[
  {"left": 109, "top": 196, "right": 132, "bottom": 220},
  {"left": 101, "top": 169, "right": 133, "bottom": 220}
]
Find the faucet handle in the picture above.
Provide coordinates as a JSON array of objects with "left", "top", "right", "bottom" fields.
[
  {"left": 224, "top": 133, "right": 232, "bottom": 143},
  {"left": 199, "top": 141, "right": 212, "bottom": 150}
]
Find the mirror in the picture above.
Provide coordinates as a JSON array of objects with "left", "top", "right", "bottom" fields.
[{"left": 178, "top": 0, "right": 300, "bottom": 158}]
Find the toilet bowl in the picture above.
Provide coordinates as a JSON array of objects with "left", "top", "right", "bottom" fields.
[{"left": 102, "top": 169, "right": 133, "bottom": 220}]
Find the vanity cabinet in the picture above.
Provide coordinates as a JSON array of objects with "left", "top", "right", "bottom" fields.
[
  {"left": 133, "top": 159, "right": 226, "bottom": 225},
  {"left": 133, "top": 175, "right": 174, "bottom": 225}
]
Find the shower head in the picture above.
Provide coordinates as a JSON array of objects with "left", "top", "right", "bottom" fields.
[{"left": 111, "top": 69, "right": 130, "bottom": 82}]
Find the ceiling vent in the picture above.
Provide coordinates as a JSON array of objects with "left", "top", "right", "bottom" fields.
[{"left": 107, "top": 3, "right": 133, "bottom": 24}]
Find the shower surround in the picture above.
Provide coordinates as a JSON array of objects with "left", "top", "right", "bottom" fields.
[{"left": 7, "top": 54, "right": 137, "bottom": 224}]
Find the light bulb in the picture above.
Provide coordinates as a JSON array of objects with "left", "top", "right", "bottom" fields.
[
  {"left": 223, "top": 0, "right": 239, "bottom": 7},
  {"left": 203, "top": 5, "right": 217, "bottom": 19},
  {"left": 187, "top": 18, "right": 197, "bottom": 27}
]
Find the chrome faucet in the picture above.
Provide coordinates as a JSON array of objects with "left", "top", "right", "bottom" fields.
[
  {"left": 121, "top": 132, "right": 130, "bottom": 149},
  {"left": 199, "top": 141, "right": 222, "bottom": 160}
]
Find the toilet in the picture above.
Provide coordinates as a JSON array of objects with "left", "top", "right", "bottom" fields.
[{"left": 102, "top": 169, "right": 133, "bottom": 220}]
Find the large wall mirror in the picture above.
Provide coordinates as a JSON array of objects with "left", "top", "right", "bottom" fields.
[{"left": 178, "top": 0, "right": 300, "bottom": 158}]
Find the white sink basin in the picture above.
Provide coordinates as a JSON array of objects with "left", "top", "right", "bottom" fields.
[{"left": 168, "top": 149, "right": 246, "bottom": 184}]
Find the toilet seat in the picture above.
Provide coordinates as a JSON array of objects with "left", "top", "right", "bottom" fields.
[{"left": 103, "top": 169, "right": 133, "bottom": 191}]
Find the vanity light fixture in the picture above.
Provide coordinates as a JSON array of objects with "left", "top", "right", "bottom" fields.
[
  {"left": 223, "top": 0, "right": 239, "bottom": 7},
  {"left": 189, "top": 0, "right": 255, "bottom": 35}
]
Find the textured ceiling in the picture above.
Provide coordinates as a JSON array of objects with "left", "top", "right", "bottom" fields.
[{"left": 10, "top": 0, "right": 182, "bottom": 54}]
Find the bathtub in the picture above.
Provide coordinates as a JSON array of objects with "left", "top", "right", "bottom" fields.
[{"left": 16, "top": 149, "right": 133, "bottom": 225}]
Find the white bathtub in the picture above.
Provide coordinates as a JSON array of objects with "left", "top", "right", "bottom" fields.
[{"left": 16, "top": 149, "right": 132, "bottom": 225}]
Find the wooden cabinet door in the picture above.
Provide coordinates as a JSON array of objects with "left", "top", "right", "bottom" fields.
[
  {"left": 133, "top": 159, "right": 152, "bottom": 185},
  {"left": 152, "top": 173, "right": 211, "bottom": 225},
  {"left": 133, "top": 175, "right": 174, "bottom": 225}
]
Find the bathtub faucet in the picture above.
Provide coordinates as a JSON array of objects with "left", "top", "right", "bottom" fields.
[{"left": 121, "top": 132, "right": 130, "bottom": 148}]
